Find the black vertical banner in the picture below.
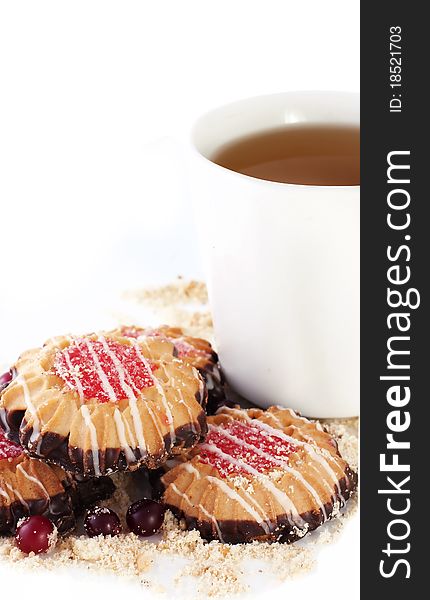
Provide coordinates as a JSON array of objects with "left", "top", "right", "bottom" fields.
[{"left": 361, "top": 1, "right": 427, "bottom": 596}]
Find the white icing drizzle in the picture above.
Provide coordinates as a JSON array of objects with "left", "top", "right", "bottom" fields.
[
  {"left": 16, "top": 375, "right": 41, "bottom": 450},
  {"left": 121, "top": 351, "right": 165, "bottom": 449},
  {"left": 179, "top": 462, "right": 271, "bottom": 533},
  {"left": 80, "top": 405, "right": 101, "bottom": 476},
  {"left": 132, "top": 339, "right": 176, "bottom": 444},
  {"left": 0, "top": 487, "right": 10, "bottom": 501},
  {"left": 286, "top": 423, "right": 343, "bottom": 498},
  {"left": 98, "top": 336, "right": 137, "bottom": 402},
  {"left": 206, "top": 476, "right": 271, "bottom": 533},
  {"left": 200, "top": 442, "right": 305, "bottom": 528},
  {"left": 127, "top": 397, "right": 149, "bottom": 459},
  {"left": 170, "top": 482, "right": 225, "bottom": 542},
  {"left": 171, "top": 373, "right": 196, "bottom": 435},
  {"left": 220, "top": 406, "right": 346, "bottom": 503},
  {"left": 16, "top": 463, "right": 50, "bottom": 498},
  {"left": 123, "top": 417, "right": 137, "bottom": 450},
  {"left": 122, "top": 364, "right": 164, "bottom": 451},
  {"left": 113, "top": 408, "right": 136, "bottom": 464},
  {"left": 235, "top": 488, "right": 272, "bottom": 531},
  {"left": 182, "top": 462, "right": 201, "bottom": 477},
  {"left": 97, "top": 336, "right": 147, "bottom": 458},
  {"left": 255, "top": 415, "right": 346, "bottom": 503},
  {"left": 4, "top": 480, "right": 29, "bottom": 510},
  {"left": 151, "top": 362, "right": 177, "bottom": 443},
  {"left": 209, "top": 424, "right": 328, "bottom": 521},
  {"left": 144, "top": 402, "right": 166, "bottom": 445},
  {"left": 63, "top": 346, "right": 85, "bottom": 404},
  {"left": 81, "top": 339, "right": 117, "bottom": 403}
]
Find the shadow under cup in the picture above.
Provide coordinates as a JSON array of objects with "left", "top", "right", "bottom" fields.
[{"left": 190, "top": 91, "right": 359, "bottom": 418}]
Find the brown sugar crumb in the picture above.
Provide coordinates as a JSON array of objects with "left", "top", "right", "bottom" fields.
[
  {"left": 156, "top": 511, "right": 315, "bottom": 596},
  {"left": 118, "top": 278, "right": 214, "bottom": 342},
  {"left": 125, "top": 279, "right": 209, "bottom": 307},
  {"left": 0, "top": 507, "right": 317, "bottom": 596},
  {"left": 0, "top": 467, "right": 355, "bottom": 598},
  {"left": 0, "top": 280, "right": 358, "bottom": 598},
  {"left": 136, "top": 550, "right": 154, "bottom": 573}
]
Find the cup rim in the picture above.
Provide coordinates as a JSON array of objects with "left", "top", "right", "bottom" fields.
[{"left": 190, "top": 90, "right": 360, "bottom": 191}]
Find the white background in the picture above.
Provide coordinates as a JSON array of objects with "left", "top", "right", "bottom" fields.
[{"left": 0, "top": 1, "right": 359, "bottom": 598}]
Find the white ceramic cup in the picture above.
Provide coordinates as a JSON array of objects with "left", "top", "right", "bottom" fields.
[{"left": 190, "top": 91, "right": 359, "bottom": 418}]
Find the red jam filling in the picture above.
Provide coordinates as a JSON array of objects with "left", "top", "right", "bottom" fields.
[
  {"left": 120, "top": 326, "right": 143, "bottom": 339},
  {"left": 54, "top": 338, "right": 156, "bottom": 403},
  {"left": 0, "top": 427, "right": 23, "bottom": 460},
  {"left": 199, "top": 420, "right": 297, "bottom": 478},
  {"left": 172, "top": 339, "right": 208, "bottom": 358}
]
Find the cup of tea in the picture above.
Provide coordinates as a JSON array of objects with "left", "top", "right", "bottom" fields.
[{"left": 190, "top": 91, "right": 359, "bottom": 418}]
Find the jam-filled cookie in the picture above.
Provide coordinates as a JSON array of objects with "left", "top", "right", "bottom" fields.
[
  {"left": 162, "top": 406, "right": 357, "bottom": 544},
  {"left": 0, "top": 330, "right": 207, "bottom": 477},
  {"left": 0, "top": 426, "right": 115, "bottom": 535},
  {"left": 0, "top": 426, "right": 76, "bottom": 534},
  {"left": 118, "top": 326, "right": 225, "bottom": 414}
]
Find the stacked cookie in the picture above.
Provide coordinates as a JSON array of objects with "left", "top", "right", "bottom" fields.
[{"left": 0, "top": 326, "right": 356, "bottom": 543}]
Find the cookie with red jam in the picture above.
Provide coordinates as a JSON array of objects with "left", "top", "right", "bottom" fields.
[
  {"left": 118, "top": 326, "right": 225, "bottom": 414},
  {"left": 161, "top": 406, "right": 357, "bottom": 544},
  {"left": 0, "top": 330, "right": 207, "bottom": 477},
  {"left": 0, "top": 426, "right": 76, "bottom": 534},
  {"left": 0, "top": 424, "right": 115, "bottom": 535}
]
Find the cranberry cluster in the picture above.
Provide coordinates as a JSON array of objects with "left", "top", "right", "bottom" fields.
[
  {"left": 84, "top": 498, "right": 165, "bottom": 538},
  {"left": 15, "top": 498, "right": 165, "bottom": 554}
]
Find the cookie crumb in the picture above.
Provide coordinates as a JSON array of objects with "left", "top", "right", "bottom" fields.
[{"left": 137, "top": 550, "right": 153, "bottom": 573}]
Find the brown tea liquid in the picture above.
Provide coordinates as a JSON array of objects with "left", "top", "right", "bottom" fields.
[{"left": 211, "top": 124, "right": 360, "bottom": 185}]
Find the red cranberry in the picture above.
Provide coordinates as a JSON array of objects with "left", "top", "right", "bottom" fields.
[
  {"left": 126, "top": 498, "right": 165, "bottom": 537},
  {"left": 15, "top": 515, "right": 56, "bottom": 554},
  {"left": 84, "top": 506, "right": 122, "bottom": 537},
  {"left": 0, "top": 370, "right": 13, "bottom": 392}
]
